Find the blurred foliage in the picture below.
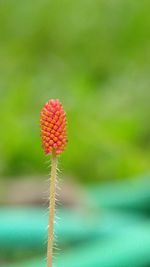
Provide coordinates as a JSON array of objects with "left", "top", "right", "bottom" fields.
[{"left": 0, "top": 0, "right": 150, "bottom": 182}]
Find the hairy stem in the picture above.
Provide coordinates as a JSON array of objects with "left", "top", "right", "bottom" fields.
[{"left": 47, "top": 152, "right": 57, "bottom": 267}]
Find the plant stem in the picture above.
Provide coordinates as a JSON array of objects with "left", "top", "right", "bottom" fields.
[{"left": 47, "top": 152, "right": 57, "bottom": 267}]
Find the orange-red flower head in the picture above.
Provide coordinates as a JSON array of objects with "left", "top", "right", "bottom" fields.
[{"left": 40, "top": 99, "right": 67, "bottom": 155}]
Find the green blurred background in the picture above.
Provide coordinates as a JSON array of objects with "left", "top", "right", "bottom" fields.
[
  {"left": 0, "top": 0, "right": 150, "bottom": 266},
  {"left": 0, "top": 0, "right": 150, "bottom": 182}
]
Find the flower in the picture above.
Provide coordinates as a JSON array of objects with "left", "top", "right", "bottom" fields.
[{"left": 40, "top": 99, "right": 67, "bottom": 155}]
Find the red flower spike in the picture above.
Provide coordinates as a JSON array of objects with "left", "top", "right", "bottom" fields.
[{"left": 40, "top": 99, "right": 67, "bottom": 155}]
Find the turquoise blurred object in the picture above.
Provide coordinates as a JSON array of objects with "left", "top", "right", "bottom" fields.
[{"left": 1, "top": 176, "right": 150, "bottom": 267}]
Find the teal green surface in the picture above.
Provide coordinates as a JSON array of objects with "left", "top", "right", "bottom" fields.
[
  {"left": 88, "top": 175, "right": 150, "bottom": 210},
  {"left": 0, "top": 208, "right": 145, "bottom": 249},
  {"left": 1, "top": 177, "right": 150, "bottom": 250},
  {"left": 1, "top": 177, "right": 150, "bottom": 267},
  {"left": 9, "top": 223, "right": 150, "bottom": 267}
]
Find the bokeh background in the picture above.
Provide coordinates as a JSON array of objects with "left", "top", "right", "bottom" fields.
[{"left": 0, "top": 0, "right": 150, "bottom": 266}]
